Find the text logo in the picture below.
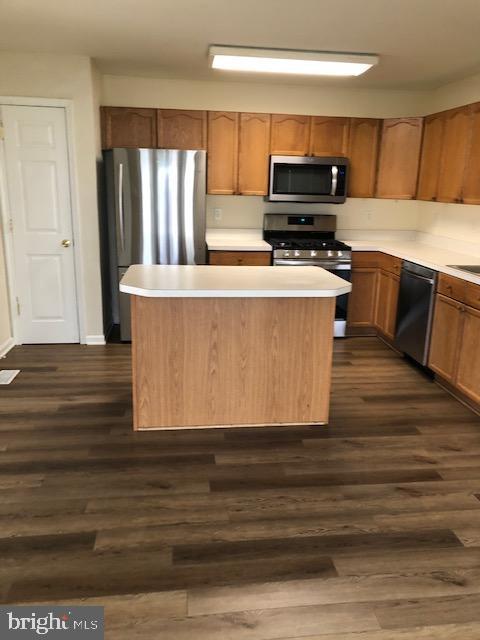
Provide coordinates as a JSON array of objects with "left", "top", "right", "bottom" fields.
[{"left": 0, "top": 607, "right": 104, "bottom": 639}]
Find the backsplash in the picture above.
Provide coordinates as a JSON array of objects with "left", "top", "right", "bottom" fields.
[
  {"left": 206, "top": 195, "right": 419, "bottom": 232},
  {"left": 417, "top": 200, "right": 480, "bottom": 253}
]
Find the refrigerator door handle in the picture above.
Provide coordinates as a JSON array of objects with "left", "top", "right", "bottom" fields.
[{"left": 118, "top": 162, "right": 125, "bottom": 252}]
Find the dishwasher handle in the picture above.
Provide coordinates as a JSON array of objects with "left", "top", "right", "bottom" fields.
[{"left": 402, "top": 269, "right": 435, "bottom": 285}]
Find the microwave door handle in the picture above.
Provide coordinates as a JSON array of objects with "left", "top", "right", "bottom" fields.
[{"left": 330, "top": 165, "right": 338, "bottom": 196}]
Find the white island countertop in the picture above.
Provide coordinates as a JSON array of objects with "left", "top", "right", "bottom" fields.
[{"left": 120, "top": 264, "right": 351, "bottom": 298}]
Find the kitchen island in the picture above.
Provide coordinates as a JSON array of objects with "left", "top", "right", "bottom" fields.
[{"left": 120, "top": 265, "right": 351, "bottom": 430}]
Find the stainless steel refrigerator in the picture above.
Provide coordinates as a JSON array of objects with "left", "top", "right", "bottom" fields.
[{"left": 103, "top": 148, "right": 207, "bottom": 341}]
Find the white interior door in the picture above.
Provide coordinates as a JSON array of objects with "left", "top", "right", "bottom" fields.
[{"left": 2, "top": 105, "right": 79, "bottom": 343}]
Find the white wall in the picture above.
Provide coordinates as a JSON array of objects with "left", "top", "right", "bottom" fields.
[
  {"left": 427, "top": 71, "right": 480, "bottom": 114},
  {"left": 0, "top": 52, "right": 103, "bottom": 343},
  {"left": 102, "top": 74, "right": 429, "bottom": 118}
]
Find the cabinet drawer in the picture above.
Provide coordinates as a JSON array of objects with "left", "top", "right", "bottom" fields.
[
  {"left": 351, "top": 251, "right": 381, "bottom": 268},
  {"left": 379, "top": 253, "right": 402, "bottom": 275},
  {"left": 465, "top": 281, "right": 480, "bottom": 310},
  {"left": 208, "top": 251, "right": 271, "bottom": 266},
  {"left": 437, "top": 273, "right": 466, "bottom": 302}
]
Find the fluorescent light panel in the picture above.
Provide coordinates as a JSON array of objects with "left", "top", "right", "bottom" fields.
[{"left": 209, "top": 46, "right": 378, "bottom": 77}]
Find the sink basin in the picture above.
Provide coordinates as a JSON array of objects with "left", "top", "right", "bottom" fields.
[{"left": 448, "top": 265, "right": 480, "bottom": 274}]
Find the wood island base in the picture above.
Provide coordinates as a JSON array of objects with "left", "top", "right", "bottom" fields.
[{"left": 130, "top": 295, "right": 336, "bottom": 430}]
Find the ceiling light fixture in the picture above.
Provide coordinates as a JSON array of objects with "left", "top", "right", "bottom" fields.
[{"left": 209, "top": 46, "right": 379, "bottom": 77}]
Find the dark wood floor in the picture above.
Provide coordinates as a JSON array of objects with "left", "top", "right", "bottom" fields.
[{"left": 2, "top": 338, "right": 480, "bottom": 638}]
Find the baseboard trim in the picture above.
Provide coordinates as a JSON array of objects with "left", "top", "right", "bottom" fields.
[
  {"left": 85, "top": 334, "right": 106, "bottom": 346},
  {"left": 0, "top": 336, "right": 15, "bottom": 358},
  {"left": 434, "top": 375, "right": 480, "bottom": 417}
]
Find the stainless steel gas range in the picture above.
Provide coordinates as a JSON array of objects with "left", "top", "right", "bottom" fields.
[{"left": 263, "top": 213, "right": 351, "bottom": 337}]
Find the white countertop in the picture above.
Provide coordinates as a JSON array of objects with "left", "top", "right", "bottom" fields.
[
  {"left": 120, "top": 265, "right": 352, "bottom": 298},
  {"left": 347, "top": 240, "right": 480, "bottom": 285},
  {"left": 206, "top": 228, "right": 272, "bottom": 252}
]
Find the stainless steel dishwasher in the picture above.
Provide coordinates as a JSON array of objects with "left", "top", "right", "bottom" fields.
[{"left": 394, "top": 261, "right": 437, "bottom": 366}]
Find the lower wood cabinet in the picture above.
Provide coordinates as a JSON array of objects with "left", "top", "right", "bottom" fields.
[
  {"left": 456, "top": 305, "right": 480, "bottom": 404},
  {"left": 428, "top": 294, "right": 463, "bottom": 382},
  {"left": 208, "top": 251, "right": 271, "bottom": 266},
  {"left": 347, "top": 268, "right": 378, "bottom": 330},
  {"left": 347, "top": 252, "right": 401, "bottom": 339},
  {"left": 375, "top": 269, "right": 400, "bottom": 339},
  {"left": 429, "top": 290, "right": 480, "bottom": 406}
]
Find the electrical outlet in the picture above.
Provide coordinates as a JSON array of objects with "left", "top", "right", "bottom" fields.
[{"left": 214, "top": 208, "right": 222, "bottom": 222}]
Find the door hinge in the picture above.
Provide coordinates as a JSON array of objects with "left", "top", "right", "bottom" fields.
[
  {"left": 16, "top": 297, "right": 20, "bottom": 316},
  {"left": 0, "top": 122, "right": 4, "bottom": 140},
  {"left": 8, "top": 218, "right": 13, "bottom": 232}
]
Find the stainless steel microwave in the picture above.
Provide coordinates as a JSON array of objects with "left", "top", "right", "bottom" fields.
[{"left": 268, "top": 155, "right": 349, "bottom": 203}]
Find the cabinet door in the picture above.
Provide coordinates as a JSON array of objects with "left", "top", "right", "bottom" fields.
[
  {"left": 101, "top": 107, "right": 157, "bottom": 149},
  {"left": 374, "top": 269, "right": 389, "bottom": 334},
  {"left": 416, "top": 112, "right": 445, "bottom": 201},
  {"left": 428, "top": 294, "right": 463, "bottom": 382},
  {"left": 270, "top": 114, "right": 310, "bottom": 156},
  {"left": 437, "top": 106, "right": 472, "bottom": 203},
  {"left": 375, "top": 117, "right": 423, "bottom": 199},
  {"left": 207, "top": 111, "right": 239, "bottom": 195},
  {"left": 309, "top": 117, "right": 350, "bottom": 156},
  {"left": 208, "top": 251, "right": 271, "bottom": 266},
  {"left": 347, "top": 118, "right": 380, "bottom": 198},
  {"left": 374, "top": 270, "right": 400, "bottom": 339},
  {"left": 462, "top": 102, "right": 480, "bottom": 204},
  {"left": 347, "top": 268, "right": 378, "bottom": 327},
  {"left": 157, "top": 109, "right": 207, "bottom": 149},
  {"left": 456, "top": 305, "right": 480, "bottom": 403},
  {"left": 238, "top": 113, "right": 271, "bottom": 195},
  {"left": 385, "top": 274, "right": 400, "bottom": 340}
]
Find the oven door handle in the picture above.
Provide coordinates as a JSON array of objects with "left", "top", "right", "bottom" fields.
[{"left": 274, "top": 259, "right": 351, "bottom": 269}]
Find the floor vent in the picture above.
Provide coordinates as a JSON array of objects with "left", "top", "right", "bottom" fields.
[{"left": 0, "top": 370, "right": 20, "bottom": 385}]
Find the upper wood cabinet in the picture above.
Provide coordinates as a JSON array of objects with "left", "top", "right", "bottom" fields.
[
  {"left": 347, "top": 118, "right": 381, "bottom": 198},
  {"left": 101, "top": 107, "right": 157, "bottom": 149},
  {"left": 416, "top": 112, "right": 445, "bottom": 201},
  {"left": 207, "top": 111, "right": 239, "bottom": 195},
  {"left": 462, "top": 102, "right": 480, "bottom": 204},
  {"left": 309, "top": 116, "right": 350, "bottom": 156},
  {"left": 238, "top": 113, "right": 271, "bottom": 196},
  {"left": 270, "top": 114, "right": 311, "bottom": 156},
  {"left": 157, "top": 109, "right": 207, "bottom": 150},
  {"left": 437, "top": 106, "right": 472, "bottom": 203},
  {"left": 375, "top": 117, "right": 423, "bottom": 199}
]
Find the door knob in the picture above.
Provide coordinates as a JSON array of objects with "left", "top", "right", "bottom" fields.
[{"left": 61, "top": 239, "right": 71, "bottom": 248}]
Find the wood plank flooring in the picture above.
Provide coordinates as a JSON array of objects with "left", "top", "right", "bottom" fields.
[{"left": 1, "top": 337, "right": 480, "bottom": 638}]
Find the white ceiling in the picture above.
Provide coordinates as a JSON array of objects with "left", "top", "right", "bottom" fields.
[{"left": 1, "top": 0, "right": 480, "bottom": 89}]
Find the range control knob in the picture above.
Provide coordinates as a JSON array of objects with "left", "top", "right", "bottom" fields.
[
  {"left": 328, "top": 250, "right": 333, "bottom": 257},
  {"left": 284, "top": 251, "right": 290, "bottom": 258},
  {"left": 310, "top": 250, "right": 317, "bottom": 257},
  {"left": 294, "top": 250, "right": 300, "bottom": 257},
  {"left": 337, "top": 251, "right": 343, "bottom": 257}
]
